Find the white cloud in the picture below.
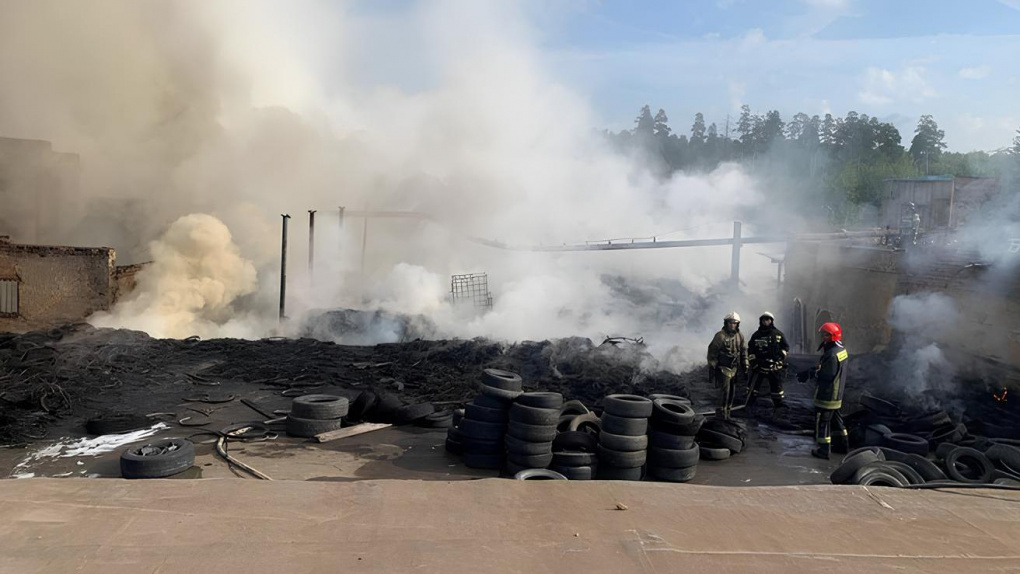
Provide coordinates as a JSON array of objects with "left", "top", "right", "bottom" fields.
[
  {"left": 958, "top": 65, "right": 991, "bottom": 80},
  {"left": 858, "top": 66, "right": 936, "bottom": 106},
  {"left": 803, "top": 0, "right": 849, "bottom": 7},
  {"left": 741, "top": 28, "right": 766, "bottom": 47}
]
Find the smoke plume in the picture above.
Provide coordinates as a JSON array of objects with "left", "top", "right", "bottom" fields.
[{"left": 887, "top": 292, "right": 960, "bottom": 409}]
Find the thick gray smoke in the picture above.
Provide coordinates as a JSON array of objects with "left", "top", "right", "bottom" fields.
[
  {"left": 887, "top": 293, "right": 960, "bottom": 410},
  {"left": 0, "top": 1, "right": 780, "bottom": 369}
]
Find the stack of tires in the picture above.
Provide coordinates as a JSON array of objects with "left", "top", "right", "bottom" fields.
[
  {"left": 597, "top": 394, "right": 653, "bottom": 481},
  {"left": 697, "top": 418, "right": 747, "bottom": 461},
  {"left": 551, "top": 430, "right": 598, "bottom": 480},
  {"left": 505, "top": 392, "right": 563, "bottom": 475},
  {"left": 286, "top": 394, "right": 348, "bottom": 437},
  {"left": 457, "top": 369, "right": 523, "bottom": 469},
  {"left": 647, "top": 397, "right": 702, "bottom": 482}
]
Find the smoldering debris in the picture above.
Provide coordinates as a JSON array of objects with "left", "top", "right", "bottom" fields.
[{"left": 301, "top": 308, "right": 438, "bottom": 345}]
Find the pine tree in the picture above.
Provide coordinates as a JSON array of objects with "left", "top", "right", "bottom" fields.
[
  {"left": 634, "top": 105, "right": 655, "bottom": 136},
  {"left": 653, "top": 109, "right": 671, "bottom": 137},
  {"left": 908, "top": 115, "right": 947, "bottom": 173},
  {"left": 690, "top": 112, "right": 707, "bottom": 145}
]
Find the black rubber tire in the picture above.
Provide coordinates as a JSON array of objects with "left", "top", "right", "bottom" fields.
[
  {"left": 551, "top": 464, "right": 595, "bottom": 480},
  {"left": 648, "top": 394, "right": 691, "bottom": 404},
  {"left": 461, "top": 437, "right": 503, "bottom": 455},
  {"left": 648, "top": 444, "right": 700, "bottom": 468},
  {"left": 860, "top": 394, "right": 900, "bottom": 418},
  {"left": 348, "top": 391, "right": 378, "bottom": 422},
  {"left": 994, "top": 477, "right": 1020, "bottom": 486},
  {"left": 517, "top": 392, "right": 563, "bottom": 410},
  {"left": 369, "top": 393, "right": 403, "bottom": 423},
  {"left": 651, "top": 399, "right": 696, "bottom": 425},
  {"left": 931, "top": 423, "right": 963, "bottom": 445},
  {"left": 86, "top": 413, "right": 151, "bottom": 435},
  {"left": 883, "top": 433, "right": 929, "bottom": 456},
  {"left": 596, "top": 444, "right": 646, "bottom": 468},
  {"left": 701, "top": 418, "right": 748, "bottom": 441},
  {"left": 463, "top": 453, "right": 502, "bottom": 469},
  {"left": 417, "top": 410, "right": 453, "bottom": 428},
  {"left": 879, "top": 461, "right": 925, "bottom": 485},
  {"left": 291, "top": 395, "right": 349, "bottom": 420},
  {"left": 568, "top": 413, "right": 601, "bottom": 434},
  {"left": 395, "top": 403, "right": 435, "bottom": 425},
  {"left": 506, "top": 421, "right": 557, "bottom": 442},
  {"left": 698, "top": 429, "right": 744, "bottom": 454},
  {"left": 465, "top": 403, "right": 509, "bottom": 423},
  {"left": 557, "top": 414, "right": 576, "bottom": 432},
  {"left": 515, "top": 468, "right": 567, "bottom": 480},
  {"left": 285, "top": 415, "right": 344, "bottom": 437},
  {"left": 509, "top": 404, "right": 560, "bottom": 426},
  {"left": 598, "top": 431, "right": 648, "bottom": 452},
  {"left": 986, "top": 444, "right": 1020, "bottom": 473},
  {"left": 650, "top": 431, "right": 696, "bottom": 450},
  {"left": 560, "top": 400, "right": 590, "bottom": 416},
  {"left": 944, "top": 447, "right": 995, "bottom": 483},
  {"left": 864, "top": 424, "right": 893, "bottom": 447},
  {"left": 648, "top": 465, "right": 696, "bottom": 483},
  {"left": 650, "top": 414, "right": 704, "bottom": 437},
  {"left": 700, "top": 446, "right": 731, "bottom": 460},
  {"left": 853, "top": 466, "right": 907, "bottom": 487},
  {"left": 481, "top": 369, "right": 523, "bottom": 391},
  {"left": 552, "top": 451, "right": 597, "bottom": 467},
  {"left": 553, "top": 431, "right": 598, "bottom": 453},
  {"left": 447, "top": 426, "right": 463, "bottom": 442},
  {"left": 603, "top": 394, "right": 654, "bottom": 418},
  {"left": 935, "top": 442, "right": 958, "bottom": 460},
  {"left": 459, "top": 419, "right": 506, "bottom": 441},
  {"left": 601, "top": 414, "right": 648, "bottom": 436},
  {"left": 503, "top": 459, "right": 529, "bottom": 476},
  {"left": 843, "top": 446, "right": 885, "bottom": 462},
  {"left": 831, "top": 449, "right": 883, "bottom": 484},
  {"left": 504, "top": 434, "right": 553, "bottom": 456},
  {"left": 598, "top": 465, "right": 644, "bottom": 481},
  {"left": 120, "top": 439, "right": 195, "bottom": 479},
  {"left": 507, "top": 452, "right": 554, "bottom": 468},
  {"left": 452, "top": 408, "right": 465, "bottom": 427},
  {"left": 478, "top": 384, "right": 523, "bottom": 402},
  {"left": 904, "top": 453, "right": 947, "bottom": 482},
  {"left": 472, "top": 394, "right": 509, "bottom": 410},
  {"left": 445, "top": 438, "right": 463, "bottom": 455}
]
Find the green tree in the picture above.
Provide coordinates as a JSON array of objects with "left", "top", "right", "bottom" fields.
[
  {"left": 634, "top": 105, "right": 655, "bottom": 136},
  {"left": 820, "top": 113, "right": 837, "bottom": 147},
  {"left": 786, "top": 113, "right": 810, "bottom": 140},
  {"left": 800, "top": 115, "right": 821, "bottom": 147},
  {"left": 737, "top": 105, "right": 756, "bottom": 149},
  {"left": 690, "top": 112, "right": 707, "bottom": 145},
  {"left": 653, "top": 108, "right": 671, "bottom": 137},
  {"left": 761, "top": 110, "right": 784, "bottom": 145},
  {"left": 908, "top": 114, "right": 947, "bottom": 173}
]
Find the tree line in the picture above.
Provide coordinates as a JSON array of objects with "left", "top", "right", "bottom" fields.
[{"left": 606, "top": 105, "right": 1020, "bottom": 224}]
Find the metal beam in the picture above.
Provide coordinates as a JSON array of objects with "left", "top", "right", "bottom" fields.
[{"left": 279, "top": 214, "right": 291, "bottom": 321}]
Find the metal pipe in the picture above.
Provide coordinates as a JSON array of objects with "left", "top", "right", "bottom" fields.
[
  {"left": 731, "top": 221, "right": 742, "bottom": 288},
  {"left": 307, "top": 210, "right": 316, "bottom": 279},
  {"left": 279, "top": 214, "right": 290, "bottom": 321},
  {"left": 360, "top": 210, "right": 369, "bottom": 274}
]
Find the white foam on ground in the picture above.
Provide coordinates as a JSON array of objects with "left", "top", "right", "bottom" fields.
[{"left": 12, "top": 423, "right": 169, "bottom": 474}]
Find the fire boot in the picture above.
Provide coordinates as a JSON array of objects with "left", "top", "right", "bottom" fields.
[{"left": 811, "top": 445, "right": 830, "bottom": 460}]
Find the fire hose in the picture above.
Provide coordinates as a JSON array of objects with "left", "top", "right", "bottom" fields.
[{"left": 189, "top": 422, "right": 276, "bottom": 480}]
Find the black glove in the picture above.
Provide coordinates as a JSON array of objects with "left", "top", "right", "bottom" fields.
[{"left": 797, "top": 370, "right": 811, "bottom": 383}]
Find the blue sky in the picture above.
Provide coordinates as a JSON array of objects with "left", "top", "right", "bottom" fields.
[{"left": 337, "top": 0, "right": 1020, "bottom": 152}]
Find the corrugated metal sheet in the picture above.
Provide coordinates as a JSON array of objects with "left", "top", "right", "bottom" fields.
[{"left": 0, "top": 280, "right": 18, "bottom": 315}]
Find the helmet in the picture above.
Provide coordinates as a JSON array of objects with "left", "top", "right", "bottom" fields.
[
  {"left": 724, "top": 312, "right": 741, "bottom": 323},
  {"left": 760, "top": 312, "right": 775, "bottom": 321},
  {"left": 819, "top": 322, "right": 842, "bottom": 342}
]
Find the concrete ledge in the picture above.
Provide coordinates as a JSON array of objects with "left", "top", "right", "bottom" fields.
[{"left": 0, "top": 478, "right": 1017, "bottom": 573}]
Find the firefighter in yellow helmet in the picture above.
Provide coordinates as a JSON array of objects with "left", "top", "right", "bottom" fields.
[{"left": 707, "top": 312, "right": 748, "bottom": 420}]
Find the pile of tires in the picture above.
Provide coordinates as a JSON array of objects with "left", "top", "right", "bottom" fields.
[
  {"left": 697, "top": 417, "right": 747, "bottom": 460},
  {"left": 286, "top": 394, "right": 348, "bottom": 437},
  {"left": 646, "top": 396, "right": 701, "bottom": 483},
  {"left": 457, "top": 369, "right": 522, "bottom": 469},
  {"left": 120, "top": 438, "right": 195, "bottom": 479},
  {"left": 550, "top": 430, "right": 597, "bottom": 480},
  {"left": 345, "top": 390, "right": 403, "bottom": 424},
  {"left": 829, "top": 441, "right": 1020, "bottom": 487},
  {"left": 597, "top": 394, "right": 653, "bottom": 481},
  {"left": 505, "top": 392, "right": 563, "bottom": 475}
]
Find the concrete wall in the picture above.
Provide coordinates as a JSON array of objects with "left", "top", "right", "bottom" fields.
[
  {"left": 0, "top": 242, "right": 115, "bottom": 333},
  {"left": 879, "top": 177, "right": 954, "bottom": 231}
]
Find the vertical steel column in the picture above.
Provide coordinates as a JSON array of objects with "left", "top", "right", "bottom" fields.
[
  {"left": 360, "top": 210, "right": 369, "bottom": 274},
  {"left": 279, "top": 213, "right": 291, "bottom": 321},
  {"left": 730, "top": 221, "right": 742, "bottom": 288},
  {"left": 307, "top": 210, "right": 317, "bottom": 280}
]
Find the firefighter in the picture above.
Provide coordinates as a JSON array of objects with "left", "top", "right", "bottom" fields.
[
  {"left": 746, "top": 312, "right": 790, "bottom": 414},
  {"left": 707, "top": 312, "right": 748, "bottom": 420},
  {"left": 798, "top": 322, "right": 849, "bottom": 459}
]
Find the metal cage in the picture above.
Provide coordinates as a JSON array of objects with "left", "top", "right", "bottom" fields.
[{"left": 450, "top": 273, "right": 493, "bottom": 310}]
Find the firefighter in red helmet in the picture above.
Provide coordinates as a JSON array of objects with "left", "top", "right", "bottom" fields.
[{"left": 797, "top": 322, "right": 849, "bottom": 459}]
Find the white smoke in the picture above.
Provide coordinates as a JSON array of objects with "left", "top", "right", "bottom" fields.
[{"left": 887, "top": 292, "right": 960, "bottom": 407}]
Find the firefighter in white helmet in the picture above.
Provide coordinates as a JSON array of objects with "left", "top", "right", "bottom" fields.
[{"left": 707, "top": 312, "right": 748, "bottom": 420}]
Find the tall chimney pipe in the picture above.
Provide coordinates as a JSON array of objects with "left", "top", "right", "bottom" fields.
[{"left": 279, "top": 213, "right": 291, "bottom": 321}]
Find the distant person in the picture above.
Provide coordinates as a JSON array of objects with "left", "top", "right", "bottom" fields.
[
  {"left": 798, "top": 322, "right": 849, "bottom": 459},
  {"left": 746, "top": 312, "right": 790, "bottom": 416},
  {"left": 707, "top": 312, "right": 747, "bottom": 420}
]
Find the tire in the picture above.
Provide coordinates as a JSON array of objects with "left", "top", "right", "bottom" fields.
[
  {"left": 395, "top": 403, "right": 435, "bottom": 425},
  {"left": 553, "top": 431, "right": 598, "bottom": 453},
  {"left": 650, "top": 431, "right": 695, "bottom": 450},
  {"left": 879, "top": 461, "right": 925, "bottom": 485},
  {"left": 463, "top": 453, "right": 502, "bottom": 469},
  {"left": 560, "top": 400, "right": 590, "bottom": 416},
  {"left": 601, "top": 414, "right": 648, "bottom": 436},
  {"left": 935, "top": 442, "right": 958, "bottom": 460},
  {"left": 466, "top": 403, "right": 509, "bottom": 423},
  {"left": 650, "top": 414, "right": 704, "bottom": 437},
  {"left": 291, "top": 395, "right": 349, "bottom": 420},
  {"left": 481, "top": 369, "right": 523, "bottom": 391},
  {"left": 448, "top": 427, "right": 463, "bottom": 442},
  {"left": 551, "top": 464, "right": 595, "bottom": 480},
  {"left": 598, "top": 465, "right": 644, "bottom": 481},
  {"left": 418, "top": 410, "right": 452, "bottom": 428},
  {"left": 348, "top": 391, "right": 378, "bottom": 422},
  {"left": 648, "top": 394, "right": 691, "bottom": 404},
  {"left": 517, "top": 392, "right": 563, "bottom": 410},
  {"left": 452, "top": 409, "right": 465, "bottom": 427},
  {"left": 120, "top": 439, "right": 196, "bottom": 479},
  {"left": 931, "top": 423, "right": 963, "bottom": 445},
  {"left": 459, "top": 419, "right": 506, "bottom": 441},
  {"left": 986, "top": 444, "right": 1020, "bottom": 473},
  {"left": 478, "top": 384, "right": 523, "bottom": 402},
  {"left": 843, "top": 446, "right": 885, "bottom": 463},
  {"left": 648, "top": 444, "right": 700, "bottom": 468},
  {"left": 514, "top": 468, "right": 567, "bottom": 481},
  {"left": 698, "top": 429, "right": 744, "bottom": 454},
  {"left": 507, "top": 421, "right": 557, "bottom": 442},
  {"left": 648, "top": 465, "right": 696, "bottom": 483},
  {"left": 509, "top": 404, "right": 560, "bottom": 426},
  {"left": 369, "top": 393, "right": 402, "bottom": 423},
  {"left": 831, "top": 449, "right": 883, "bottom": 485},
  {"left": 568, "top": 413, "right": 601, "bottom": 434},
  {"left": 286, "top": 415, "right": 344, "bottom": 437},
  {"left": 473, "top": 394, "right": 509, "bottom": 410},
  {"left": 461, "top": 437, "right": 503, "bottom": 455},
  {"left": 504, "top": 434, "right": 553, "bottom": 456},
  {"left": 853, "top": 466, "right": 907, "bottom": 487},
  {"left": 603, "top": 394, "right": 654, "bottom": 418},
  {"left": 599, "top": 431, "right": 648, "bottom": 452},
  {"left": 860, "top": 394, "right": 900, "bottom": 418},
  {"left": 904, "top": 453, "right": 947, "bottom": 482},
  {"left": 864, "top": 424, "right": 893, "bottom": 447},
  {"left": 552, "top": 451, "right": 597, "bottom": 467},
  {"left": 651, "top": 399, "right": 696, "bottom": 425},
  {"left": 507, "top": 452, "right": 553, "bottom": 468},
  {"left": 700, "top": 446, "right": 731, "bottom": 461},
  {"left": 883, "top": 433, "right": 929, "bottom": 456},
  {"left": 994, "top": 477, "right": 1020, "bottom": 486},
  {"left": 596, "top": 444, "right": 646, "bottom": 468},
  {"left": 701, "top": 418, "right": 747, "bottom": 441},
  {"left": 944, "top": 447, "right": 994, "bottom": 483},
  {"left": 445, "top": 437, "right": 463, "bottom": 455},
  {"left": 86, "top": 413, "right": 151, "bottom": 435}
]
